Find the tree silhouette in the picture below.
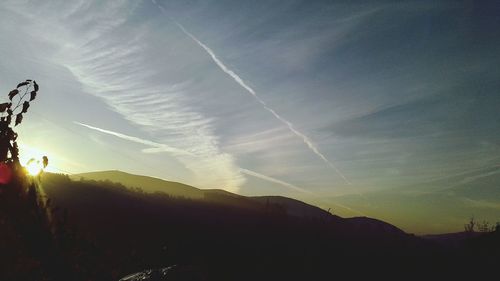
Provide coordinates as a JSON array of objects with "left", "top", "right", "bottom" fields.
[
  {"left": 464, "top": 216, "right": 476, "bottom": 233},
  {"left": 0, "top": 80, "right": 39, "bottom": 166},
  {"left": 477, "top": 220, "right": 491, "bottom": 233}
]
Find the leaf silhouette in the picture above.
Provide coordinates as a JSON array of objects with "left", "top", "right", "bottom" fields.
[
  {"left": 8, "top": 89, "right": 18, "bottom": 100},
  {"left": 15, "top": 113, "right": 23, "bottom": 126},
  {"left": 0, "top": 103, "right": 9, "bottom": 112},
  {"left": 22, "top": 101, "right": 30, "bottom": 113},
  {"left": 6, "top": 115, "right": 11, "bottom": 124},
  {"left": 33, "top": 81, "right": 39, "bottom": 92},
  {"left": 17, "top": 82, "right": 29, "bottom": 88},
  {"left": 30, "top": 91, "right": 37, "bottom": 101}
]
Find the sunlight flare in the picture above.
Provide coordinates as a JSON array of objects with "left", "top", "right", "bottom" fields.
[{"left": 25, "top": 159, "right": 43, "bottom": 176}]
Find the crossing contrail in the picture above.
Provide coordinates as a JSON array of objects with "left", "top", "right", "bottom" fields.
[{"left": 173, "top": 22, "right": 351, "bottom": 185}]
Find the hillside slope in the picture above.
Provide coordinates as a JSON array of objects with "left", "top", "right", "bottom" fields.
[
  {"left": 73, "top": 171, "right": 403, "bottom": 229},
  {"left": 40, "top": 172, "right": 434, "bottom": 279},
  {"left": 73, "top": 171, "right": 204, "bottom": 199}
]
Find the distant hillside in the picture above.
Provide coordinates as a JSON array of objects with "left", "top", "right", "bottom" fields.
[
  {"left": 250, "top": 196, "right": 339, "bottom": 221},
  {"left": 73, "top": 171, "right": 204, "bottom": 199},
  {"left": 421, "top": 231, "right": 486, "bottom": 248},
  {"left": 345, "top": 217, "right": 408, "bottom": 236},
  {"left": 73, "top": 171, "right": 272, "bottom": 212},
  {"left": 73, "top": 171, "right": 402, "bottom": 229},
  {"left": 38, "top": 172, "right": 434, "bottom": 280}
]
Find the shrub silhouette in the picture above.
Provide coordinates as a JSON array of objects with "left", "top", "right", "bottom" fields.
[{"left": 0, "top": 80, "right": 39, "bottom": 168}]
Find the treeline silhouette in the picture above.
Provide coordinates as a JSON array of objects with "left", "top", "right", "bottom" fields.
[{"left": 1, "top": 172, "right": 499, "bottom": 280}]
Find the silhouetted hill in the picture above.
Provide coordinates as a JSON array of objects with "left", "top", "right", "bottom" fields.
[
  {"left": 75, "top": 171, "right": 405, "bottom": 235},
  {"left": 74, "top": 170, "right": 409, "bottom": 236},
  {"left": 421, "top": 231, "right": 486, "bottom": 248},
  {"left": 74, "top": 171, "right": 345, "bottom": 221},
  {"left": 39, "top": 172, "right": 435, "bottom": 279},
  {"left": 72, "top": 170, "right": 433, "bottom": 240},
  {"left": 73, "top": 170, "right": 204, "bottom": 199},
  {"left": 345, "top": 217, "right": 408, "bottom": 236},
  {"left": 74, "top": 171, "right": 273, "bottom": 212},
  {"left": 251, "top": 195, "right": 339, "bottom": 220}
]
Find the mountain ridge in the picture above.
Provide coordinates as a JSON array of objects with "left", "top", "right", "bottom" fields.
[{"left": 70, "top": 170, "right": 406, "bottom": 234}]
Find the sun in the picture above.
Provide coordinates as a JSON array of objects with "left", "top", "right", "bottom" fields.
[
  {"left": 25, "top": 160, "right": 43, "bottom": 176},
  {"left": 18, "top": 143, "right": 57, "bottom": 175}
]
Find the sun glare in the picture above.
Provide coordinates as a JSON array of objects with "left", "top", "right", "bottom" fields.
[
  {"left": 25, "top": 160, "right": 43, "bottom": 176},
  {"left": 18, "top": 143, "right": 59, "bottom": 174}
]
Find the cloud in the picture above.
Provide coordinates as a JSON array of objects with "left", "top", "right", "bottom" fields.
[
  {"left": 15, "top": 0, "right": 249, "bottom": 191},
  {"left": 462, "top": 198, "right": 500, "bottom": 210},
  {"left": 458, "top": 168, "right": 500, "bottom": 185}
]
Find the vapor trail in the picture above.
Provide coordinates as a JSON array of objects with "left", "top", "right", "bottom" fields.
[
  {"left": 75, "top": 122, "right": 193, "bottom": 156},
  {"left": 173, "top": 22, "right": 351, "bottom": 185},
  {"left": 240, "top": 168, "right": 363, "bottom": 215},
  {"left": 240, "top": 168, "right": 313, "bottom": 194}
]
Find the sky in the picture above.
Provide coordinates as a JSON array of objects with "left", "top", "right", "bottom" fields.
[{"left": 0, "top": 0, "right": 499, "bottom": 233}]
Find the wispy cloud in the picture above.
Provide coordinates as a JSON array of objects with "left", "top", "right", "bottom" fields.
[
  {"left": 463, "top": 198, "right": 500, "bottom": 210},
  {"left": 458, "top": 168, "right": 500, "bottom": 185},
  {"left": 24, "top": 0, "right": 248, "bottom": 192}
]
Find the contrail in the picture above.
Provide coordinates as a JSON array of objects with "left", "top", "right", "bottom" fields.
[
  {"left": 240, "top": 168, "right": 363, "bottom": 215},
  {"left": 172, "top": 22, "right": 351, "bottom": 185},
  {"left": 327, "top": 200, "right": 365, "bottom": 216},
  {"left": 240, "top": 168, "right": 313, "bottom": 194},
  {"left": 75, "top": 122, "right": 193, "bottom": 156}
]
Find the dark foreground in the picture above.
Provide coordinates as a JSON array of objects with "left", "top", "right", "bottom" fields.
[{"left": 1, "top": 173, "right": 498, "bottom": 280}]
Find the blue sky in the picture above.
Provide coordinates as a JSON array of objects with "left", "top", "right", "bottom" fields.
[{"left": 1, "top": 0, "right": 499, "bottom": 231}]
